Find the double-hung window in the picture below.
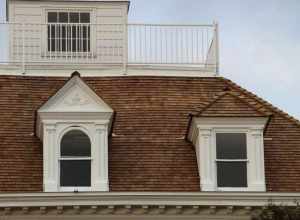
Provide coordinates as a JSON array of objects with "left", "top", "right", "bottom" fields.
[
  {"left": 60, "top": 129, "right": 91, "bottom": 190},
  {"left": 37, "top": 74, "right": 113, "bottom": 192},
  {"left": 188, "top": 117, "right": 268, "bottom": 192},
  {"left": 47, "top": 12, "right": 91, "bottom": 53},
  {"left": 216, "top": 133, "right": 248, "bottom": 189}
]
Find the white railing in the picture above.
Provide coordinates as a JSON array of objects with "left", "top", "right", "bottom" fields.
[{"left": 0, "top": 22, "right": 219, "bottom": 72}]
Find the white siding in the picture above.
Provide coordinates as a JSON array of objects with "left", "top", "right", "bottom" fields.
[{"left": 8, "top": 0, "right": 128, "bottom": 64}]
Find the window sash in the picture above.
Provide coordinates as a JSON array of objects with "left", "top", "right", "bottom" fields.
[
  {"left": 215, "top": 159, "right": 248, "bottom": 162},
  {"left": 59, "top": 157, "right": 92, "bottom": 161},
  {"left": 59, "top": 159, "right": 92, "bottom": 187},
  {"left": 47, "top": 12, "right": 90, "bottom": 24},
  {"left": 47, "top": 11, "right": 91, "bottom": 53},
  {"left": 216, "top": 133, "right": 247, "bottom": 160},
  {"left": 216, "top": 160, "right": 248, "bottom": 188},
  {"left": 215, "top": 132, "right": 248, "bottom": 189}
]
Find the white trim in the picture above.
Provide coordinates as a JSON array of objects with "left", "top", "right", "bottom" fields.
[
  {"left": 58, "top": 127, "right": 92, "bottom": 190},
  {"left": 188, "top": 117, "right": 268, "bottom": 192},
  {"left": 0, "top": 64, "right": 218, "bottom": 77},
  {"left": 37, "top": 75, "right": 113, "bottom": 192},
  {"left": 215, "top": 159, "right": 249, "bottom": 162},
  {"left": 59, "top": 157, "right": 92, "bottom": 160},
  {"left": 43, "top": 8, "right": 97, "bottom": 56},
  {"left": 0, "top": 192, "right": 299, "bottom": 207},
  {"left": 38, "top": 75, "right": 113, "bottom": 114},
  {"left": 59, "top": 187, "right": 92, "bottom": 192}
]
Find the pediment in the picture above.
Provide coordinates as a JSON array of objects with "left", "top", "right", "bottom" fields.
[{"left": 38, "top": 74, "right": 113, "bottom": 113}]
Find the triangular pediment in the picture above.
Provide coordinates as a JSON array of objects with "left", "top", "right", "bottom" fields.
[{"left": 38, "top": 74, "right": 113, "bottom": 113}]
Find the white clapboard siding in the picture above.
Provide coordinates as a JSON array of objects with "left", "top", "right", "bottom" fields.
[{"left": 8, "top": 0, "right": 128, "bottom": 64}]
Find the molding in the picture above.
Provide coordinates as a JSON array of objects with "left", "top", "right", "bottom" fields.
[
  {"left": 188, "top": 117, "right": 268, "bottom": 145},
  {"left": 188, "top": 117, "right": 268, "bottom": 192},
  {"left": 36, "top": 75, "right": 113, "bottom": 192},
  {"left": 0, "top": 64, "right": 218, "bottom": 77},
  {"left": 38, "top": 75, "right": 113, "bottom": 113},
  {"left": 0, "top": 192, "right": 299, "bottom": 215},
  {"left": 36, "top": 75, "right": 114, "bottom": 139}
]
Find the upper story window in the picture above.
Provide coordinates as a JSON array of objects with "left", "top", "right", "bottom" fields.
[
  {"left": 36, "top": 73, "right": 114, "bottom": 192},
  {"left": 188, "top": 117, "right": 268, "bottom": 192},
  {"left": 216, "top": 133, "right": 248, "bottom": 188},
  {"left": 60, "top": 129, "right": 91, "bottom": 190},
  {"left": 47, "top": 12, "right": 91, "bottom": 53}
]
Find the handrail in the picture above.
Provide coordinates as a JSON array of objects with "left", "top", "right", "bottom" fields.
[{"left": 0, "top": 22, "right": 219, "bottom": 73}]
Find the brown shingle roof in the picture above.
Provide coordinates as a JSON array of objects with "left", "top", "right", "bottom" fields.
[
  {"left": 196, "top": 91, "right": 270, "bottom": 117},
  {"left": 0, "top": 75, "right": 299, "bottom": 192}
]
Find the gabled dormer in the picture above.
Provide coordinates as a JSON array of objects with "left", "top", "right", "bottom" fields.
[{"left": 36, "top": 72, "right": 114, "bottom": 192}]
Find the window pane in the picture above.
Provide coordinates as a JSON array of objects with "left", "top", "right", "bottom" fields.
[
  {"left": 61, "top": 130, "right": 91, "bottom": 157},
  {"left": 217, "top": 162, "right": 247, "bottom": 187},
  {"left": 48, "top": 12, "right": 57, "bottom": 23},
  {"left": 80, "top": 13, "right": 90, "bottom": 23},
  {"left": 216, "top": 133, "right": 247, "bottom": 159},
  {"left": 58, "top": 12, "right": 68, "bottom": 23},
  {"left": 70, "top": 12, "right": 80, "bottom": 23},
  {"left": 60, "top": 160, "right": 91, "bottom": 187}
]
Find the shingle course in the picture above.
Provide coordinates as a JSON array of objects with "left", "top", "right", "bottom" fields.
[{"left": 0, "top": 75, "right": 299, "bottom": 192}]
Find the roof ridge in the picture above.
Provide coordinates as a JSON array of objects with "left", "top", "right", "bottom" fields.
[{"left": 220, "top": 77, "right": 300, "bottom": 127}]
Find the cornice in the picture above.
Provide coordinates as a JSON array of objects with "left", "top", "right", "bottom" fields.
[{"left": 0, "top": 192, "right": 299, "bottom": 216}]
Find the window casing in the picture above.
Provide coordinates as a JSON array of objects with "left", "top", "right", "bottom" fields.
[
  {"left": 36, "top": 74, "right": 113, "bottom": 192},
  {"left": 47, "top": 11, "right": 91, "bottom": 53},
  {"left": 188, "top": 117, "right": 268, "bottom": 192}
]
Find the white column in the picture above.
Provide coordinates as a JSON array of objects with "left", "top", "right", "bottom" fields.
[
  {"left": 248, "top": 128, "right": 266, "bottom": 191},
  {"left": 197, "top": 128, "right": 215, "bottom": 191},
  {"left": 43, "top": 123, "right": 58, "bottom": 192},
  {"left": 93, "top": 124, "right": 109, "bottom": 191}
]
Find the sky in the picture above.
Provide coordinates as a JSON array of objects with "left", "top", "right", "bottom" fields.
[{"left": 0, "top": 0, "right": 299, "bottom": 119}]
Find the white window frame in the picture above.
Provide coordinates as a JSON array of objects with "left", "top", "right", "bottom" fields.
[
  {"left": 41, "top": 7, "right": 97, "bottom": 58},
  {"left": 42, "top": 121, "right": 110, "bottom": 192},
  {"left": 213, "top": 129, "right": 250, "bottom": 192},
  {"left": 36, "top": 75, "right": 114, "bottom": 192},
  {"left": 58, "top": 126, "right": 93, "bottom": 192},
  {"left": 188, "top": 117, "right": 268, "bottom": 192}
]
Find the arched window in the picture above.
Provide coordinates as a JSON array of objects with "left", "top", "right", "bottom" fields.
[{"left": 60, "top": 129, "right": 91, "bottom": 188}]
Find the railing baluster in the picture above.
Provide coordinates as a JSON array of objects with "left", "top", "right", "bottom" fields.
[
  {"left": 1, "top": 22, "right": 217, "bottom": 70},
  {"left": 22, "top": 23, "right": 25, "bottom": 72}
]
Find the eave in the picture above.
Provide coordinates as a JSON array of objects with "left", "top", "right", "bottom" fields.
[{"left": 0, "top": 192, "right": 299, "bottom": 216}]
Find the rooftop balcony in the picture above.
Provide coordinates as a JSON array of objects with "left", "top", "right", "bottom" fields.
[{"left": 0, "top": 22, "right": 219, "bottom": 75}]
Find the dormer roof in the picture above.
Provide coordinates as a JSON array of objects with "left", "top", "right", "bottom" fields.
[{"left": 36, "top": 72, "right": 114, "bottom": 139}]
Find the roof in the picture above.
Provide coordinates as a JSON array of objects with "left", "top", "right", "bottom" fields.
[{"left": 0, "top": 75, "right": 300, "bottom": 192}]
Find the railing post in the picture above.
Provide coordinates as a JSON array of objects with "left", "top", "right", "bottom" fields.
[
  {"left": 22, "top": 23, "right": 25, "bottom": 74},
  {"left": 213, "top": 21, "right": 220, "bottom": 75},
  {"left": 122, "top": 21, "right": 128, "bottom": 75}
]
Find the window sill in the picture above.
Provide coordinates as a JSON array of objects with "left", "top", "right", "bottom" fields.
[
  {"left": 217, "top": 187, "right": 250, "bottom": 192},
  {"left": 59, "top": 187, "right": 92, "bottom": 192},
  {"left": 41, "top": 52, "right": 96, "bottom": 58}
]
